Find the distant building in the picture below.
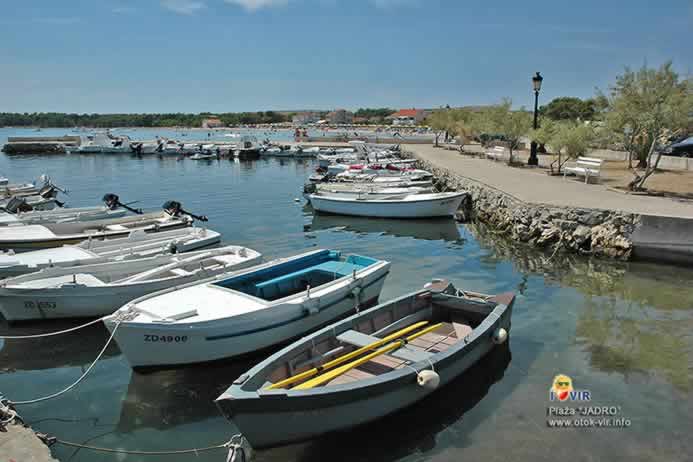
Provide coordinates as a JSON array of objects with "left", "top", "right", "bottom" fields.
[
  {"left": 292, "top": 112, "right": 320, "bottom": 125},
  {"left": 326, "top": 109, "right": 354, "bottom": 125},
  {"left": 388, "top": 108, "right": 429, "bottom": 126},
  {"left": 202, "top": 117, "right": 224, "bottom": 129}
]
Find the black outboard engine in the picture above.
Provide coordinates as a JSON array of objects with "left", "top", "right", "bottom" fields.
[
  {"left": 102, "top": 194, "right": 143, "bottom": 214},
  {"left": 38, "top": 184, "right": 58, "bottom": 199},
  {"left": 3, "top": 197, "right": 32, "bottom": 213},
  {"left": 162, "top": 200, "right": 208, "bottom": 222},
  {"left": 303, "top": 183, "right": 317, "bottom": 194}
]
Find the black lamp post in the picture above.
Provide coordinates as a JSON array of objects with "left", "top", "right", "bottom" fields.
[{"left": 528, "top": 71, "right": 543, "bottom": 166}]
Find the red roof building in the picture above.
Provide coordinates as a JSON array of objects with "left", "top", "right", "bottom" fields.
[{"left": 387, "top": 108, "right": 428, "bottom": 125}]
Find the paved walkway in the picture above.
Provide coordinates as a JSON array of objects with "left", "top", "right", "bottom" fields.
[{"left": 407, "top": 144, "right": 693, "bottom": 219}]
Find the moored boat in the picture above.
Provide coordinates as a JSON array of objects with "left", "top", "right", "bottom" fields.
[
  {"left": 0, "top": 245, "right": 261, "bottom": 321},
  {"left": 215, "top": 279, "right": 514, "bottom": 449},
  {"left": 103, "top": 249, "right": 390, "bottom": 368},
  {"left": 307, "top": 191, "right": 466, "bottom": 218},
  {"left": 0, "top": 226, "right": 221, "bottom": 278},
  {"left": 0, "top": 201, "right": 205, "bottom": 251}
]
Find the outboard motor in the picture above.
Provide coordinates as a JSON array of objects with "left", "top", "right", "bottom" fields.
[
  {"left": 38, "top": 184, "right": 58, "bottom": 199},
  {"left": 162, "top": 200, "right": 208, "bottom": 222},
  {"left": 102, "top": 194, "right": 143, "bottom": 214},
  {"left": 3, "top": 197, "right": 32, "bottom": 213},
  {"left": 303, "top": 183, "right": 317, "bottom": 194}
]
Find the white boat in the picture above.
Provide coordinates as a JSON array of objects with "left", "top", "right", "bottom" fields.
[
  {"left": 307, "top": 192, "right": 466, "bottom": 218},
  {"left": 0, "top": 245, "right": 262, "bottom": 322},
  {"left": 0, "top": 208, "right": 196, "bottom": 251},
  {"left": 0, "top": 207, "right": 127, "bottom": 226},
  {"left": 0, "top": 195, "right": 59, "bottom": 212},
  {"left": 103, "top": 249, "right": 390, "bottom": 368},
  {"left": 262, "top": 146, "right": 282, "bottom": 155},
  {"left": 295, "top": 146, "right": 320, "bottom": 158},
  {"left": 305, "top": 183, "right": 433, "bottom": 200},
  {"left": 66, "top": 133, "right": 131, "bottom": 154},
  {"left": 0, "top": 227, "right": 221, "bottom": 278}
]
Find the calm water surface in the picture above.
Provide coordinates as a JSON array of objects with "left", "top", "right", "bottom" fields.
[{"left": 1, "top": 128, "right": 692, "bottom": 461}]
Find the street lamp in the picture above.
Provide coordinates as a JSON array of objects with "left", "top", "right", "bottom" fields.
[{"left": 528, "top": 71, "right": 543, "bottom": 166}]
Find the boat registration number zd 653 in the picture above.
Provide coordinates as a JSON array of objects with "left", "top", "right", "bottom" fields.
[
  {"left": 144, "top": 334, "right": 188, "bottom": 343},
  {"left": 24, "top": 301, "right": 57, "bottom": 310}
]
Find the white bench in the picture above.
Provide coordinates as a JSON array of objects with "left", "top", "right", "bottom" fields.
[
  {"left": 485, "top": 146, "right": 506, "bottom": 161},
  {"left": 563, "top": 157, "right": 604, "bottom": 184}
]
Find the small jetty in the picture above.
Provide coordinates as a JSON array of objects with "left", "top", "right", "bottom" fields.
[{"left": 2, "top": 136, "right": 80, "bottom": 155}]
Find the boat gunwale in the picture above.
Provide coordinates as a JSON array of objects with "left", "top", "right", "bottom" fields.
[{"left": 308, "top": 191, "right": 466, "bottom": 205}]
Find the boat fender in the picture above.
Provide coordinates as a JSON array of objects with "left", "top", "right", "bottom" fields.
[
  {"left": 492, "top": 327, "right": 508, "bottom": 345},
  {"left": 417, "top": 370, "right": 440, "bottom": 390}
]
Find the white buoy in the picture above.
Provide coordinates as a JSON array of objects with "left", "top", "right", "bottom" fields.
[
  {"left": 417, "top": 370, "right": 440, "bottom": 390},
  {"left": 294, "top": 198, "right": 300, "bottom": 202},
  {"left": 492, "top": 327, "right": 508, "bottom": 344}
]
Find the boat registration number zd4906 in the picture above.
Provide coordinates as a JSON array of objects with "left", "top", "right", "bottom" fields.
[
  {"left": 144, "top": 334, "right": 188, "bottom": 343},
  {"left": 24, "top": 301, "right": 57, "bottom": 310}
]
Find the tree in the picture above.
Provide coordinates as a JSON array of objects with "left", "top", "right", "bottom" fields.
[
  {"left": 475, "top": 99, "right": 533, "bottom": 164},
  {"left": 603, "top": 62, "right": 692, "bottom": 190},
  {"left": 427, "top": 108, "right": 477, "bottom": 146},
  {"left": 541, "top": 97, "right": 596, "bottom": 121},
  {"left": 532, "top": 122, "right": 595, "bottom": 174}
]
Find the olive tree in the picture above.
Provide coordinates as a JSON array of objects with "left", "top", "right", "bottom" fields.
[
  {"left": 530, "top": 121, "right": 595, "bottom": 174},
  {"left": 427, "top": 108, "right": 477, "bottom": 146},
  {"left": 476, "top": 99, "right": 533, "bottom": 164},
  {"left": 603, "top": 62, "right": 692, "bottom": 190}
]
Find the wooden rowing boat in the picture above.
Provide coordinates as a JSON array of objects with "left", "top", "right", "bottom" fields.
[{"left": 215, "top": 279, "right": 514, "bottom": 448}]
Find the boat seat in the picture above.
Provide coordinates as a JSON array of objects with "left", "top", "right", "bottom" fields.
[
  {"left": 337, "top": 329, "right": 433, "bottom": 363},
  {"left": 253, "top": 261, "right": 362, "bottom": 299}
]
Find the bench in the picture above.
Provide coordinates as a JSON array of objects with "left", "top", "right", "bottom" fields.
[
  {"left": 337, "top": 329, "right": 433, "bottom": 363},
  {"left": 563, "top": 156, "right": 604, "bottom": 184},
  {"left": 485, "top": 146, "right": 506, "bottom": 161}
]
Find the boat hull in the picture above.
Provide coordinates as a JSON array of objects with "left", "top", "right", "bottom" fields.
[
  {"left": 0, "top": 251, "right": 261, "bottom": 321},
  {"left": 308, "top": 193, "right": 465, "bottom": 218},
  {"left": 217, "top": 293, "right": 512, "bottom": 449},
  {"left": 104, "top": 270, "right": 388, "bottom": 368}
]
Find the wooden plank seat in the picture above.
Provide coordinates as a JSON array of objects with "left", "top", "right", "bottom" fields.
[
  {"left": 563, "top": 156, "right": 604, "bottom": 184},
  {"left": 337, "top": 329, "right": 433, "bottom": 363}
]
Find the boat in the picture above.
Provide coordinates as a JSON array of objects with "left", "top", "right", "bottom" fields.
[
  {"left": 307, "top": 191, "right": 466, "bottom": 218},
  {"left": 102, "top": 248, "right": 390, "bottom": 368},
  {"left": 236, "top": 136, "right": 261, "bottom": 160},
  {"left": 0, "top": 226, "right": 221, "bottom": 278},
  {"left": 0, "top": 245, "right": 262, "bottom": 322},
  {"left": 294, "top": 146, "right": 320, "bottom": 158},
  {"left": 0, "top": 193, "right": 139, "bottom": 226},
  {"left": 214, "top": 279, "right": 515, "bottom": 449},
  {"left": 66, "top": 133, "right": 132, "bottom": 154},
  {"left": 304, "top": 183, "right": 433, "bottom": 201},
  {"left": 0, "top": 201, "right": 205, "bottom": 251}
]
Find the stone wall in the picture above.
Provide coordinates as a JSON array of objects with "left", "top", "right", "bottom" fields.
[{"left": 417, "top": 159, "right": 639, "bottom": 260}]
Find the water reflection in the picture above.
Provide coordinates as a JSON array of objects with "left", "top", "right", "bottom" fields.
[
  {"left": 468, "top": 222, "right": 693, "bottom": 392},
  {"left": 0, "top": 322, "right": 117, "bottom": 372},
  {"left": 305, "top": 210, "right": 462, "bottom": 242},
  {"left": 260, "top": 342, "right": 513, "bottom": 462},
  {"left": 117, "top": 358, "right": 257, "bottom": 432}
]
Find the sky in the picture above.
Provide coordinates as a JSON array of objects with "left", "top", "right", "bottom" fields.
[{"left": 1, "top": 0, "right": 691, "bottom": 113}]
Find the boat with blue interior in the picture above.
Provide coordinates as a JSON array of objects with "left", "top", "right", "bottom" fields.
[{"left": 104, "top": 249, "right": 390, "bottom": 368}]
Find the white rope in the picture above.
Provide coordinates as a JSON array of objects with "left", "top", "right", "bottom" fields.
[
  {"left": 10, "top": 321, "right": 120, "bottom": 405},
  {"left": 0, "top": 317, "right": 104, "bottom": 340}
]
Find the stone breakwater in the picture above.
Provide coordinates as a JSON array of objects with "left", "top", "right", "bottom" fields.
[{"left": 417, "top": 159, "right": 638, "bottom": 260}]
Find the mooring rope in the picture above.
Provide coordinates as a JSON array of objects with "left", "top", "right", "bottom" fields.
[
  {"left": 37, "top": 433, "right": 250, "bottom": 461},
  {"left": 9, "top": 321, "right": 121, "bottom": 406},
  {"left": 0, "top": 317, "right": 104, "bottom": 340}
]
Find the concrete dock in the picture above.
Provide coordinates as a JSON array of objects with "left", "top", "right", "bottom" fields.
[{"left": 0, "top": 422, "right": 57, "bottom": 461}]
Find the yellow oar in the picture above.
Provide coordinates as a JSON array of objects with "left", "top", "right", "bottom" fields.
[
  {"left": 294, "top": 323, "right": 444, "bottom": 390},
  {"left": 266, "top": 321, "right": 430, "bottom": 390}
]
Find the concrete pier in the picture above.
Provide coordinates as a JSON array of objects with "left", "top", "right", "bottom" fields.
[{"left": 0, "top": 422, "right": 57, "bottom": 461}]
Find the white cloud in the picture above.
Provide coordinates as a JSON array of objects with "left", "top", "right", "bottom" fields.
[
  {"left": 161, "top": 0, "right": 206, "bottom": 15},
  {"left": 223, "top": 0, "right": 290, "bottom": 11}
]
